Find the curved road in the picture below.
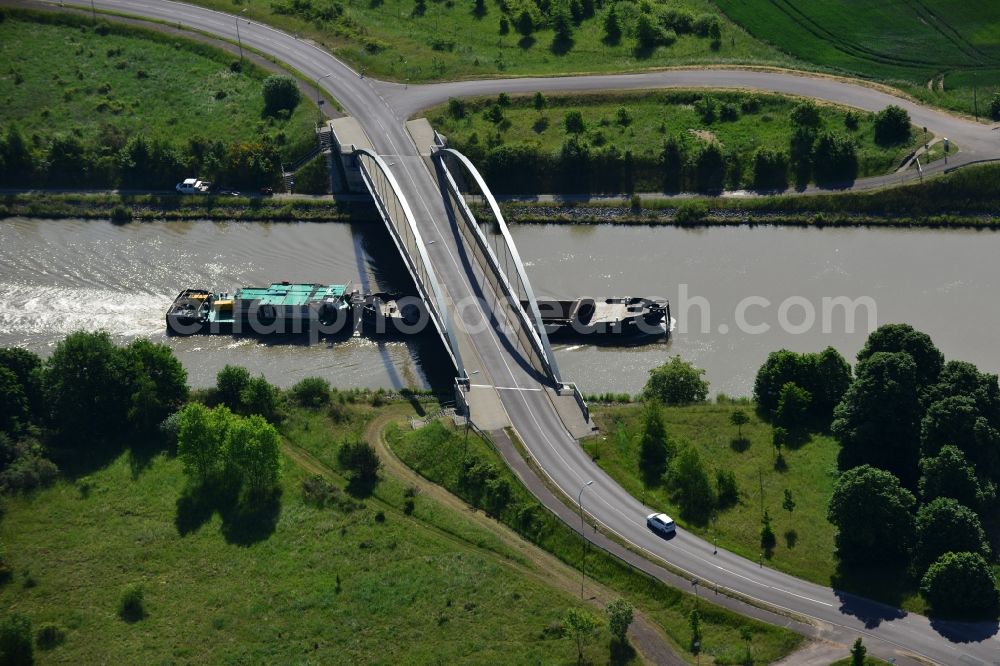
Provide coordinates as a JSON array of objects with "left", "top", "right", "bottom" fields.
[{"left": 77, "top": 2, "right": 1000, "bottom": 663}]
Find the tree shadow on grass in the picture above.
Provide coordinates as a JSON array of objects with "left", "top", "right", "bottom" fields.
[
  {"left": 219, "top": 490, "right": 282, "bottom": 546},
  {"left": 518, "top": 35, "right": 536, "bottom": 50},
  {"left": 784, "top": 529, "right": 798, "bottom": 549},
  {"left": 550, "top": 36, "right": 574, "bottom": 56},
  {"left": 729, "top": 437, "right": 750, "bottom": 453},
  {"left": 345, "top": 474, "right": 378, "bottom": 499},
  {"left": 610, "top": 638, "right": 637, "bottom": 665},
  {"left": 175, "top": 483, "right": 281, "bottom": 545}
]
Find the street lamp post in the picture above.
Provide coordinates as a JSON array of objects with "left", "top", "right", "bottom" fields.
[
  {"left": 317, "top": 72, "right": 332, "bottom": 124},
  {"left": 235, "top": 9, "right": 247, "bottom": 63},
  {"left": 578, "top": 480, "right": 593, "bottom": 600}
]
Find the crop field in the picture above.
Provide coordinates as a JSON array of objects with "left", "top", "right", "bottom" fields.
[
  {"left": 0, "top": 12, "right": 317, "bottom": 159},
  {"left": 714, "top": 0, "right": 1000, "bottom": 114}
]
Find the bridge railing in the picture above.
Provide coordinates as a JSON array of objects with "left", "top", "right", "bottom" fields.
[
  {"left": 353, "top": 148, "right": 466, "bottom": 377},
  {"left": 435, "top": 148, "right": 561, "bottom": 386}
]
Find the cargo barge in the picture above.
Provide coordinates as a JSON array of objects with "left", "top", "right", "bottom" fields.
[{"left": 167, "top": 283, "right": 671, "bottom": 339}]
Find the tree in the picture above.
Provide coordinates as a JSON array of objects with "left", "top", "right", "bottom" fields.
[
  {"left": 42, "top": 330, "right": 130, "bottom": 445},
  {"left": 716, "top": 469, "right": 739, "bottom": 507},
  {"left": 605, "top": 598, "right": 633, "bottom": 643},
  {"left": 240, "top": 376, "right": 280, "bottom": 422},
  {"left": 291, "top": 377, "right": 331, "bottom": 407},
  {"left": 122, "top": 339, "right": 188, "bottom": 436},
  {"left": 0, "top": 368, "right": 28, "bottom": 436},
  {"left": 533, "top": 91, "right": 547, "bottom": 111},
  {"left": 565, "top": 607, "right": 600, "bottom": 665},
  {"left": 760, "top": 509, "right": 776, "bottom": 550},
  {"left": 774, "top": 382, "right": 811, "bottom": 432},
  {"left": 812, "top": 131, "right": 858, "bottom": 185},
  {"left": 551, "top": 3, "right": 574, "bottom": 49},
  {"left": 920, "top": 394, "right": 1000, "bottom": 475},
  {"left": 216, "top": 365, "right": 251, "bottom": 411},
  {"left": 0, "top": 348, "right": 42, "bottom": 417},
  {"left": 920, "top": 551, "right": 998, "bottom": 616},
  {"left": 261, "top": 75, "right": 301, "bottom": 116},
  {"left": 515, "top": 9, "right": 535, "bottom": 36},
  {"left": 856, "top": 323, "right": 943, "bottom": 392},
  {"left": 224, "top": 414, "right": 282, "bottom": 500},
  {"left": 688, "top": 608, "right": 702, "bottom": 653},
  {"left": 338, "top": 441, "right": 381, "bottom": 484},
  {"left": 751, "top": 148, "right": 788, "bottom": 190},
  {"left": 729, "top": 409, "right": 749, "bottom": 440},
  {"left": 0, "top": 613, "right": 33, "bottom": 665},
  {"left": 850, "top": 637, "right": 866, "bottom": 666},
  {"left": 827, "top": 465, "right": 915, "bottom": 565},
  {"left": 603, "top": 4, "right": 621, "bottom": 45},
  {"left": 564, "top": 110, "right": 585, "bottom": 134},
  {"left": 790, "top": 101, "right": 821, "bottom": 128},
  {"left": 874, "top": 105, "right": 911, "bottom": 146},
  {"left": 669, "top": 447, "right": 714, "bottom": 523},
  {"left": 660, "top": 136, "right": 686, "bottom": 192},
  {"left": 914, "top": 497, "right": 990, "bottom": 569},
  {"left": 638, "top": 402, "right": 671, "bottom": 482},
  {"left": 635, "top": 14, "right": 662, "bottom": 52},
  {"left": 692, "top": 142, "right": 725, "bottom": 192},
  {"left": 919, "top": 445, "right": 990, "bottom": 509},
  {"left": 176, "top": 403, "right": 233, "bottom": 484},
  {"left": 831, "top": 352, "right": 922, "bottom": 486},
  {"left": 644, "top": 356, "right": 709, "bottom": 405},
  {"left": 782, "top": 489, "right": 796, "bottom": 516},
  {"left": 789, "top": 125, "right": 816, "bottom": 184}
]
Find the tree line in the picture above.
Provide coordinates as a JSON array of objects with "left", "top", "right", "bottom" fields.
[
  {"left": 756, "top": 325, "right": 1000, "bottom": 616},
  {"left": 454, "top": 93, "right": 913, "bottom": 194}
]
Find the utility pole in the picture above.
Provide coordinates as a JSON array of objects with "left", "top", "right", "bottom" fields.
[
  {"left": 235, "top": 9, "right": 247, "bottom": 63},
  {"left": 90, "top": 0, "right": 97, "bottom": 21},
  {"left": 973, "top": 71, "right": 979, "bottom": 121},
  {"left": 578, "top": 480, "right": 594, "bottom": 600}
]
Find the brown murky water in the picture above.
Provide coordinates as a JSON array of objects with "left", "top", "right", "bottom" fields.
[{"left": 2, "top": 218, "right": 997, "bottom": 395}]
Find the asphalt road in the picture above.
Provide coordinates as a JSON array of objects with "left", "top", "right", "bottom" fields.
[{"left": 69, "top": 2, "right": 1000, "bottom": 662}]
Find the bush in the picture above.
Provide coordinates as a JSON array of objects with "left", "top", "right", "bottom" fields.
[
  {"left": 873, "top": 105, "right": 912, "bottom": 146},
  {"left": 643, "top": 356, "right": 709, "bottom": 405},
  {"left": 715, "top": 469, "right": 739, "bottom": 507},
  {"left": 109, "top": 205, "right": 132, "bottom": 224},
  {"left": 262, "top": 75, "right": 301, "bottom": 116},
  {"left": 669, "top": 447, "right": 714, "bottom": 523},
  {"left": 920, "top": 551, "right": 998, "bottom": 615},
  {"left": 812, "top": 132, "right": 858, "bottom": 185},
  {"left": 118, "top": 583, "right": 145, "bottom": 621},
  {"left": 752, "top": 148, "right": 789, "bottom": 190},
  {"left": 564, "top": 110, "right": 585, "bottom": 134},
  {"left": 790, "top": 101, "right": 821, "bottom": 128},
  {"left": 0, "top": 613, "right": 32, "bottom": 664},
  {"left": 290, "top": 377, "right": 330, "bottom": 408},
  {"left": 674, "top": 200, "right": 708, "bottom": 224},
  {"left": 990, "top": 92, "right": 1000, "bottom": 121},
  {"left": 338, "top": 441, "right": 381, "bottom": 483},
  {"left": 35, "top": 622, "right": 66, "bottom": 650}
]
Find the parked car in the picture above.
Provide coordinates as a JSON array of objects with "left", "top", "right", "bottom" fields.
[
  {"left": 646, "top": 512, "right": 676, "bottom": 537},
  {"left": 175, "top": 178, "right": 210, "bottom": 194}
]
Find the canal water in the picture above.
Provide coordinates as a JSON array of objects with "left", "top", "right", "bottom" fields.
[{"left": 1, "top": 217, "right": 997, "bottom": 395}]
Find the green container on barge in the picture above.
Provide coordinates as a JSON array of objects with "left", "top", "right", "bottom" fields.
[{"left": 165, "top": 282, "right": 354, "bottom": 335}]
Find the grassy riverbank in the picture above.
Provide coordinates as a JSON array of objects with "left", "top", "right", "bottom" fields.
[
  {"left": 0, "top": 192, "right": 363, "bottom": 223},
  {"left": 387, "top": 418, "right": 803, "bottom": 664},
  {"left": 494, "top": 162, "right": 1000, "bottom": 228},
  {"left": 0, "top": 399, "right": 609, "bottom": 664}
]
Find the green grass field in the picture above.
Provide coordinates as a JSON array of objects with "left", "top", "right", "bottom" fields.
[
  {"left": 0, "top": 12, "right": 317, "bottom": 160},
  {"left": 388, "top": 418, "right": 803, "bottom": 664},
  {"left": 186, "top": 0, "right": 796, "bottom": 82},
  {"left": 428, "top": 90, "right": 923, "bottom": 187},
  {"left": 714, "top": 0, "right": 1000, "bottom": 114},
  {"left": 0, "top": 401, "right": 625, "bottom": 663},
  {"left": 582, "top": 401, "right": 933, "bottom": 614}
]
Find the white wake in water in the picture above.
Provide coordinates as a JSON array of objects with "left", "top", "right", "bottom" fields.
[{"left": 0, "top": 283, "right": 172, "bottom": 342}]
